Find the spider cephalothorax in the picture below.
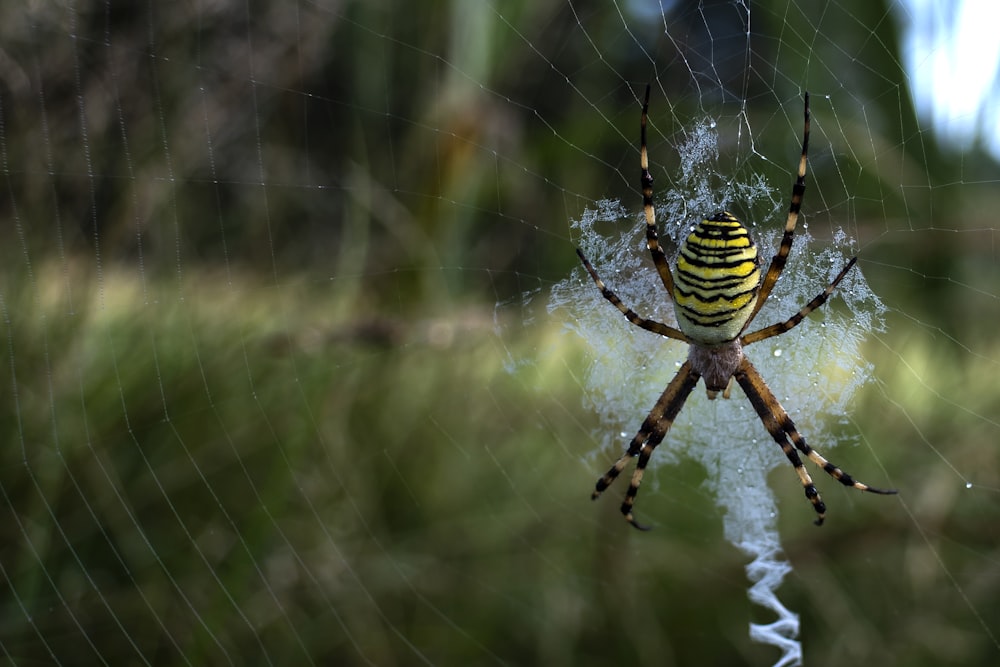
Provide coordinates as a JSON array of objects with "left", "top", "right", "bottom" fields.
[{"left": 576, "top": 85, "right": 895, "bottom": 530}]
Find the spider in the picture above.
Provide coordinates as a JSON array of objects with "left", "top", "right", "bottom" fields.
[{"left": 577, "top": 85, "right": 896, "bottom": 530}]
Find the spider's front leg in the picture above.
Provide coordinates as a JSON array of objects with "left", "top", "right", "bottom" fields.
[
  {"left": 592, "top": 361, "right": 700, "bottom": 530},
  {"left": 734, "top": 356, "right": 897, "bottom": 525}
]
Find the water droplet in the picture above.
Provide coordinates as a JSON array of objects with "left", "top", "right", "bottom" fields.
[
  {"left": 773, "top": 348, "right": 782, "bottom": 357},
  {"left": 965, "top": 482, "right": 973, "bottom": 489}
]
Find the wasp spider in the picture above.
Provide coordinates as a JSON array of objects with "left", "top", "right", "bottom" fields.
[{"left": 577, "top": 86, "right": 896, "bottom": 530}]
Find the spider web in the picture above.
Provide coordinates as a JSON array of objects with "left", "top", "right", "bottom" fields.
[
  {"left": 1, "top": 1, "right": 999, "bottom": 666},
  {"left": 543, "top": 116, "right": 886, "bottom": 664}
]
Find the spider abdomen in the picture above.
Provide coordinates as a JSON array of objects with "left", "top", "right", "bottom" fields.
[{"left": 672, "top": 211, "right": 761, "bottom": 344}]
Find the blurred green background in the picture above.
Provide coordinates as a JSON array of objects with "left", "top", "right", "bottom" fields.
[{"left": 1, "top": 0, "right": 998, "bottom": 665}]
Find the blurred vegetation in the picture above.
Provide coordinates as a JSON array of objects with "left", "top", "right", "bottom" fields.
[{"left": 0, "top": 0, "right": 998, "bottom": 665}]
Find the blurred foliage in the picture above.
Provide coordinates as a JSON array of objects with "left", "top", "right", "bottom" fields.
[{"left": 1, "top": 0, "right": 999, "bottom": 665}]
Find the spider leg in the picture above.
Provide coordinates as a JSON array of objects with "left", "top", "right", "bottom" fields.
[
  {"left": 734, "top": 357, "right": 896, "bottom": 526},
  {"left": 640, "top": 84, "right": 677, "bottom": 299},
  {"left": 741, "top": 256, "right": 856, "bottom": 345},
  {"left": 744, "top": 92, "right": 810, "bottom": 329},
  {"left": 592, "top": 360, "right": 701, "bottom": 529},
  {"left": 576, "top": 248, "right": 688, "bottom": 341}
]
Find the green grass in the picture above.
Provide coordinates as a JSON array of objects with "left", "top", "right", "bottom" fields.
[{"left": 1, "top": 261, "right": 997, "bottom": 665}]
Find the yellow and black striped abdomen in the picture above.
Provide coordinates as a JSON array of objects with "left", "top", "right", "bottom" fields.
[{"left": 672, "top": 211, "right": 761, "bottom": 344}]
